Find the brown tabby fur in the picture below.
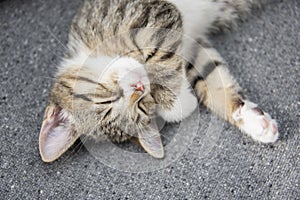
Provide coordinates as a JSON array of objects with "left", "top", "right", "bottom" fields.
[{"left": 39, "top": 0, "right": 277, "bottom": 162}]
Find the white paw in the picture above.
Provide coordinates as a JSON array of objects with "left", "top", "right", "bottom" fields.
[
  {"left": 157, "top": 81, "right": 197, "bottom": 123},
  {"left": 232, "top": 101, "right": 279, "bottom": 143}
]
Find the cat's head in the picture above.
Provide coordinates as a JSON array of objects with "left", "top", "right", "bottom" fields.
[{"left": 39, "top": 57, "right": 164, "bottom": 162}]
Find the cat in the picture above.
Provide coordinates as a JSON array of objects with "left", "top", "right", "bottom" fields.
[{"left": 39, "top": 0, "right": 279, "bottom": 162}]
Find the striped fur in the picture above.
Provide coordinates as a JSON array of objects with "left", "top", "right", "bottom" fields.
[{"left": 39, "top": 0, "right": 278, "bottom": 162}]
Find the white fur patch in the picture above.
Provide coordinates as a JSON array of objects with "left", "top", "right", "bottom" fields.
[
  {"left": 57, "top": 39, "right": 115, "bottom": 77},
  {"left": 108, "top": 57, "right": 150, "bottom": 94},
  {"left": 232, "top": 101, "right": 279, "bottom": 143},
  {"left": 57, "top": 40, "right": 91, "bottom": 75},
  {"left": 168, "top": 0, "right": 222, "bottom": 36},
  {"left": 103, "top": 57, "right": 151, "bottom": 109},
  {"left": 157, "top": 80, "right": 197, "bottom": 122}
]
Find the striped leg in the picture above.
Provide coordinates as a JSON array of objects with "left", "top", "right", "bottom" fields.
[{"left": 186, "top": 41, "right": 279, "bottom": 143}]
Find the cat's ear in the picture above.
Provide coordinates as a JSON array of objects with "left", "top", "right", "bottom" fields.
[
  {"left": 138, "top": 120, "right": 164, "bottom": 158},
  {"left": 39, "top": 105, "right": 79, "bottom": 162}
]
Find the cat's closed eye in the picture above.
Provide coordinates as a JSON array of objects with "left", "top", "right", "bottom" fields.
[{"left": 94, "top": 90, "right": 123, "bottom": 105}]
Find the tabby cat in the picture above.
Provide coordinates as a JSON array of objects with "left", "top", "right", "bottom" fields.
[{"left": 39, "top": 0, "right": 279, "bottom": 162}]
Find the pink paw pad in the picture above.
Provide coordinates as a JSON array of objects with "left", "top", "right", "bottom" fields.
[
  {"left": 261, "top": 117, "right": 269, "bottom": 129},
  {"left": 232, "top": 101, "right": 279, "bottom": 143}
]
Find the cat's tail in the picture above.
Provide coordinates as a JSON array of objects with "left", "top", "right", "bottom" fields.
[
  {"left": 169, "top": 0, "right": 269, "bottom": 45},
  {"left": 207, "top": 0, "right": 269, "bottom": 34}
]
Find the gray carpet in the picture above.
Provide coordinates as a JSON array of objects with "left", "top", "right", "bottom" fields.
[{"left": 0, "top": 0, "right": 299, "bottom": 199}]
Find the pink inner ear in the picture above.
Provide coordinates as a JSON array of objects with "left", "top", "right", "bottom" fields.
[
  {"left": 39, "top": 106, "right": 78, "bottom": 162},
  {"left": 138, "top": 119, "right": 164, "bottom": 159}
]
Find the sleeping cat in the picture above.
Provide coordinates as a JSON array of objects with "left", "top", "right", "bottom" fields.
[{"left": 39, "top": 0, "right": 279, "bottom": 162}]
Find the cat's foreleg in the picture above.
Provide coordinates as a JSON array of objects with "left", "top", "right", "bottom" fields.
[
  {"left": 154, "top": 78, "right": 198, "bottom": 123},
  {"left": 187, "top": 44, "right": 279, "bottom": 143}
]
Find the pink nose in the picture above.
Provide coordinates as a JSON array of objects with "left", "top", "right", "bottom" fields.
[{"left": 131, "top": 81, "right": 145, "bottom": 92}]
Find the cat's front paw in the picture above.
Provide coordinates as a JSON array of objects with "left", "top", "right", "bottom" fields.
[
  {"left": 157, "top": 81, "right": 197, "bottom": 123},
  {"left": 232, "top": 101, "right": 279, "bottom": 143}
]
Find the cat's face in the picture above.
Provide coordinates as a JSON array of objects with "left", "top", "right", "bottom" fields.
[{"left": 39, "top": 57, "right": 163, "bottom": 162}]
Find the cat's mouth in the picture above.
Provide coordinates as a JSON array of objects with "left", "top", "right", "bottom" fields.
[{"left": 130, "top": 90, "right": 146, "bottom": 104}]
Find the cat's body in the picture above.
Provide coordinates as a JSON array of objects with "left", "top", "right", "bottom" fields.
[{"left": 39, "top": 0, "right": 278, "bottom": 162}]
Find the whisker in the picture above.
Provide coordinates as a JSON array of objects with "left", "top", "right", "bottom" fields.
[
  {"left": 73, "top": 135, "right": 88, "bottom": 152},
  {"left": 51, "top": 136, "right": 86, "bottom": 171},
  {"left": 34, "top": 76, "right": 56, "bottom": 81},
  {"left": 80, "top": 135, "right": 90, "bottom": 146},
  {"left": 159, "top": 132, "right": 172, "bottom": 141},
  {"left": 46, "top": 26, "right": 68, "bottom": 50},
  {"left": 136, "top": 120, "right": 171, "bottom": 144}
]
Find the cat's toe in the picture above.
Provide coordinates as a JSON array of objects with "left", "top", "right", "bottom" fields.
[
  {"left": 253, "top": 114, "right": 279, "bottom": 143},
  {"left": 232, "top": 101, "right": 279, "bottom": 143}
]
